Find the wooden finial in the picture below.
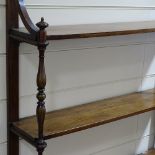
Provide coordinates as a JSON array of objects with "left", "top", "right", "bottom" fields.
[{"left": 36, "top": 17, "right": 48, "bottom": 30}]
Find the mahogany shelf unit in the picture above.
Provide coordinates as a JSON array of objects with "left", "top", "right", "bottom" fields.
[{"left": 6, "top": 0, "right": 155, "bottom": 155}]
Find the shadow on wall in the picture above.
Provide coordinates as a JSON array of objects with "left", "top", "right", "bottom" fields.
[{"left": 19, "top": 33, "right": 155, "bottom": 155}]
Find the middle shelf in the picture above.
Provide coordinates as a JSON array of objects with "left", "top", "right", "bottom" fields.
[{"left": 11, "top": 89, "right": 155, "bottom": 146}]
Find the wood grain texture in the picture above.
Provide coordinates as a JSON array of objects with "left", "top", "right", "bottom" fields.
[
  {"left": 12, "top": 89, "right": 155, "bottom": 143},
  {"left": 35, "top": 17, "right": 48, "bottom": 154},
  {"left": 140, "top": 149, "right": 155, "bottom": 155}
]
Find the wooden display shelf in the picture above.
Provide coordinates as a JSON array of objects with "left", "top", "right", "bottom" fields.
[
  {"left": 7, "top": 1, "right": 155, "bottom": 154},
  {"left": 11, "top": 89, "right": 155, "bottom": 146},
  {"left": 10, "top": 21, "right": 155, "bottom": 44}
]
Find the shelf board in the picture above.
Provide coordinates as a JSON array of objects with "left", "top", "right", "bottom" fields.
[
  {"left": 140, "top": 149, "right": 155, "bottom": 155},
  {"left": 11, "top": 89, "right": 155, "bottom": 146},
  {"left": 10, "top": 21, "right": 155, "bottom": 44},
  {"left": 46, "top": 21, "right": 155, "bottom": 40}
]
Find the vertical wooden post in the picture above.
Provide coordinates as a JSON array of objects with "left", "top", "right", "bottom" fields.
[
  {"left": 6, "top": 0, "right": 19, "bottom": 155},
  {"left": 36, "top": 17, "right": 48, "bottom": 155}
]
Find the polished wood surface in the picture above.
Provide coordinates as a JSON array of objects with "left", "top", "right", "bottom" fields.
[
  {"left": 6, "top": 0, "right": 19, "bottom": 155},
  {"left": 8, "top": 0, "right": 155, "bottom": 154},
  {"left": 12, "top": 89, "right": 155, "bottom": 142},
  {"left": 35, "top": 18, "right": 48, "bottom": 154},
  {"left": 140, "top": 149, "right": 155, "bottom": 155}
]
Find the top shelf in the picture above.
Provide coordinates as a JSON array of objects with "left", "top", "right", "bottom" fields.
[
  {"left": 10, "top": 20, "right": 155, "bottom": 44},
  {"left": 47, "top": 21, "right": 155, "bottom": 40}
]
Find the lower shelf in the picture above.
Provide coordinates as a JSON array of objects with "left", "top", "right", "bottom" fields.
[
  {"left": 11, "top": 89, "right": 155, "bottom": 146},
  {"left": 140, "top": 149, "right": 155, "bottom": 155}
]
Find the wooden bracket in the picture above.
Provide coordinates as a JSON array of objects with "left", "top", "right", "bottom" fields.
[{"left": 15, "top": 0, "right": 39, "bottom": 38}]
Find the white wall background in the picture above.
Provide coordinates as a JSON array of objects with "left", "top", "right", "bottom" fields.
[{"left": 1, "top": 0, "right": 155, "bottom": 155}]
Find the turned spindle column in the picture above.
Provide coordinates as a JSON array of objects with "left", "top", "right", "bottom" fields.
[{"left": 36, "top": 17, "right": 49, "bottom": 155}]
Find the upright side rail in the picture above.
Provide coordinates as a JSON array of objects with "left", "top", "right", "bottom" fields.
[{"left": 6, "top": 0, "right": 19, "bottom": 154}]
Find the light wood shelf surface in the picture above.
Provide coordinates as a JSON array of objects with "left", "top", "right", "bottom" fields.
[
  {"left": 140, "top": 149, "right": 155, "bottom": 155},
  {"left": 12, "top": 89, "right": 155, "bottom": 143}
]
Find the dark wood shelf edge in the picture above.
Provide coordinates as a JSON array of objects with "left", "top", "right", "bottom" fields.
[
  {"left": 10, "top": 124, "right": 36, "bottom": 147},
  {"left": 9, "top": 29, "right": 38, "bottom": 45},
  {"left": 10, "top": 27, "right": 155, "bottom": 43},
  {"left": 47, "top": 28, "right": 155, "bottom": 40}
]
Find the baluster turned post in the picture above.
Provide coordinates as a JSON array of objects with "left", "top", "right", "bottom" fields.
[{"left": 36, "top": 17, "right": 49, "bottom": 155}]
